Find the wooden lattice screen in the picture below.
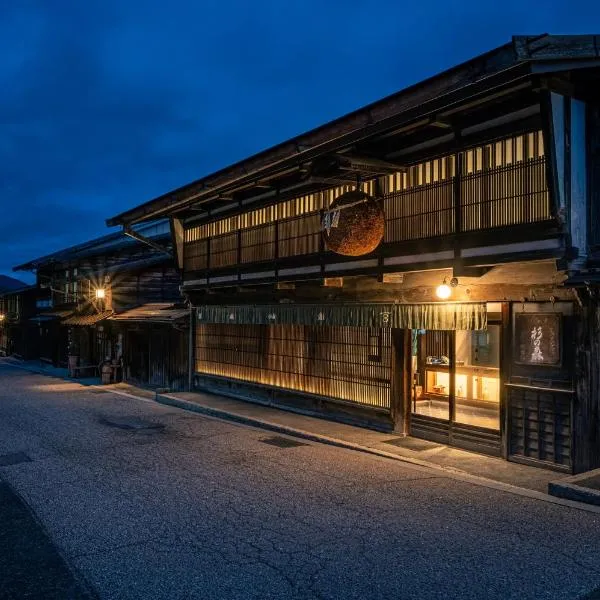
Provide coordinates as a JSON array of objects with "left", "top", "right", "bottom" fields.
[{"left": 195, "top": 324, "right": 392, "bottom": 409}]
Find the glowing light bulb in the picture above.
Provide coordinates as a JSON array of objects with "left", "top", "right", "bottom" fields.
[
  {"left": 95, "top": 288, "right": 106, "bottom": 299},
  {"left": 436, "top": 283, "right": 451, "bottom": 300}
]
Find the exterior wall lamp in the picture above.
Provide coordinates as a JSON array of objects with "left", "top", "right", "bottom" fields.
[
  {"left": 436, "top": 277, "right": 458, "bottom": 300},
  {"left": 95, "top": 288, "right": 106, "bottom": 300}
]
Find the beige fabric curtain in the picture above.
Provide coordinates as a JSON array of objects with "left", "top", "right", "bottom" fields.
[{"left": 197, "top": 302, "right": 487, "bottom": 331}]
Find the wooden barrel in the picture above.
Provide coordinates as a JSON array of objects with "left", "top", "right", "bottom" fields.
[{"left": 101, "top": 363, "right": 112, "bottom": 385}]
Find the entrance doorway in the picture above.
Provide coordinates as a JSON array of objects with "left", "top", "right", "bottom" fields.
[{"left": 410, "top": 326, "right": 502, "bottom": 455}]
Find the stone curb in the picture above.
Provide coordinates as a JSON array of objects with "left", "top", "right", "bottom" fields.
[{"left": 548, "top": 468, "right": 600, "bottom": 506}]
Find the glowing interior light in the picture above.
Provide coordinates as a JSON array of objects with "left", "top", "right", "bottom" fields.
[
  {"left": 95, "top": 288, "right": 106, "bottom": 299},
  {"left": 436, "top": 283, "right": 452, "bottom": 300}
]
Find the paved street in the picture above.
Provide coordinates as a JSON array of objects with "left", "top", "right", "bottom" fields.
[{"left": 1, "top": 363, "right": 600, "bottom": 600}]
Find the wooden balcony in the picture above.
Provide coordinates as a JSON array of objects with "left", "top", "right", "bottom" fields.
[{"left": 183, "top": 152, "right": 555, "bottom": 286}]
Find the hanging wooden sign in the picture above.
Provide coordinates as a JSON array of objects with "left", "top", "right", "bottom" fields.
[
  {"left": 515, "top": 312, "right": 561, "bottom": 366},
  {"left": 321, "top": 190, "right": 385, "bottom": 256}
]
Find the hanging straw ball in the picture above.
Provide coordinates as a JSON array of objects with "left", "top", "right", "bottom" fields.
[{"left": 322, "top": 190, "right": 385, "bottom": 256}]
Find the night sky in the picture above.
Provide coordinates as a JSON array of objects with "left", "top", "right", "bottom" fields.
[{"left": 2, "top": 0, "right": 598, "bottom": 283}]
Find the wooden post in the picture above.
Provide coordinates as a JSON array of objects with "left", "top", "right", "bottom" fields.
[
  {"left": 454, "top": 150, "right": 463, "bottom": 236},
  {"left": 500, "top": 302, "right": 511, "bottom": 459},
  {"left": 448, "top": 330, "right": 456, "bottom": 426},
  {"left": 572, "top": 292, "right": 600, "bottom": 473},
  {"left": 391, "top": 329, "right": 411, "bottom": 434},
  {"left": 188, "top": 305, "right": 195, "bottom": 391}
]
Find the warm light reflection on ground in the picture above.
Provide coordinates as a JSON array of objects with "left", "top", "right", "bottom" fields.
[{"left": 29, "top": 383, "right": 85, "bottom": 393}]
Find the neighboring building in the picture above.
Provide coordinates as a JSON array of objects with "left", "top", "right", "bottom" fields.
[
  {"left": 108, "top": 35, "right": 600, "bottom": 473},
  {"left": 14, "top": 221, "right": 188, "bottom": 389},
  {"left": 0, "top": 275, "right": 28, "bottom": 293},
  {"left": 0, "top": 283, "right": 37, "bottom": 358}
]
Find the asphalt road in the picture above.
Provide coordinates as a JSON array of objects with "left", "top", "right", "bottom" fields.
[{"left": 1, "top": 362, "right": 600, "bottom": 600}]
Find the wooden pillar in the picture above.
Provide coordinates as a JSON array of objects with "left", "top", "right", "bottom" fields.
[
  {"left": 187, "top": 305, "right": 195, "bottom": 391},
  {"left": 500, "top": 301, "right": 511, "bottom": 459},
  {"left": 391, "top": 328, "right": 411, "bottom": 434},
  {"left": 448, "top": 330, "right": 456, "bottom": 425},
  {"left": 572, "top": 292, "right": 600, "bottom": 473}
]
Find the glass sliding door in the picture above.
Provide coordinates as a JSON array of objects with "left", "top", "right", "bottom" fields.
[
  {"left": 411, "top": 330, "right": 452, "bottom": 422},
  {"left": 410, "top": 326, "right": 501, "bottom": 442},
  {"left": 454, "top": 326, "right": 500, "bottom": 430}
]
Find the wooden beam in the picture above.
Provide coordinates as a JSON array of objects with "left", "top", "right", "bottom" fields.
[
  {"left": 336, "top": 154, "right": 407, "bottom": 173},
  {"left": 122, "top": 227, "right": 173, "bottom": 257},
  {"left": 382, "top": 273, "right": 405, "bottom": 284},
  {"left": 323, "top": 277, "right": 343, "bottom": 288},
  {"left": 430, "top": 118, "right": 453, "bottom": 129},
  {"left": 452, "top": 265, "right": 492, "bottom": 278}
]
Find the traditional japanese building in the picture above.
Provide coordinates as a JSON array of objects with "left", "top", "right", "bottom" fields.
[
  {"left": 14, "top": 220, "right": 188, "bottom": 389},
  {"left": 107, "top": 35, "right": 600, "bottom": 473},
  {"left": 0, "top": 281, "right": 37, "bottom": 359}
]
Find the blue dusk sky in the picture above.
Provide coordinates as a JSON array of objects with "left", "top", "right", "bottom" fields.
[{"left": 1, "top": 0, "right": 599, "bottom": 282}]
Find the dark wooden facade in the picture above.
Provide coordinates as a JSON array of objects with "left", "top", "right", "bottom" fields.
[
  {"left": 111, "top": 304, "right": 190, "bottom": 391},
  {"left": 14, "top": 221, "right": 186, "bottom": 388},
  {"left": 108, "top": 35, "right": 600, "bottom": 473},
  {"left": 0, "top": 286, "right": 37, "bottom": 359}
]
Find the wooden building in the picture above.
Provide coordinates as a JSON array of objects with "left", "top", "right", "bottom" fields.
[
  {"left": 0, "top": 283, "right": 37, "bottom": 359},
  {"left": 14, "top": 220, "right": 188, "bottom": 387},
  {"left": 108, "top": 35, "right": 600, "bottom": 473},
  {"left": 111, "top": 304, "right": 190, "bottom": 390}
]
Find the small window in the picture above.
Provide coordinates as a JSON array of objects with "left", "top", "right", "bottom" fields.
[{"left": 368, "top": 329, "right": 382, "bottom": 363}]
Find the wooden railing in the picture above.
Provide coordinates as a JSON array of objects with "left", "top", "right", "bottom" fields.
[
  {"left": 384, "top": 179, "right": 454, "bottom": 242},
  {"left": 461, "top": 157, "right": 549, "bottom": 232},
  {"left": 183, "top": 155, "right": 552, "bottom": 274}
]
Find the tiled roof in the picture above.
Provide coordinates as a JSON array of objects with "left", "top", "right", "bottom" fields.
[
  {"left": 62, "top": 311, "right": 113, "bottom": 326},
  {"left": 110, "top": 304, "right": 188, "bottom": 324}
]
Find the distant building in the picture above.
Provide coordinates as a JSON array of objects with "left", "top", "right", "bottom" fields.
[
  {"left": 0, "top": 284, "right": 37, "bottom": 358},
  {"left": 14, "top": 220, "right": 189, "bottom": 389}
]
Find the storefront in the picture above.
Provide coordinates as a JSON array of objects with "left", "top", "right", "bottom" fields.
[{"left": 192, "top": 299, "right": 575, "bottom": 470}]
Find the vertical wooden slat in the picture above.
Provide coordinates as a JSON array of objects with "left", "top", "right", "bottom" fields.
[
  {"left": 183, "top": 130, "right": 551, "bottom": 271},
  {"left": 195, "top": 323, "right": 392, "bottom": 409}
]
